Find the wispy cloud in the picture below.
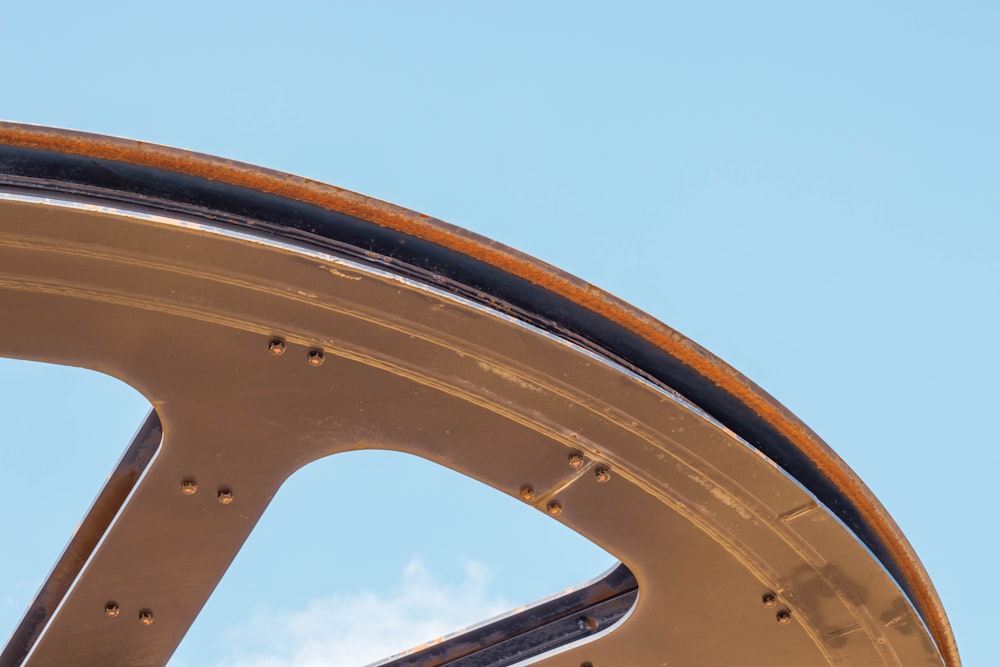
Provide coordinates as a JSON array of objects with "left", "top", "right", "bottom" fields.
[{"left": 211, "top": 559, "right": 511, "bottom": 667}]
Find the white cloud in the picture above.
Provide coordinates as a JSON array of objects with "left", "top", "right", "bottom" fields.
[{"left": 212, "top": 559, "right": 511, "bottom": 667}]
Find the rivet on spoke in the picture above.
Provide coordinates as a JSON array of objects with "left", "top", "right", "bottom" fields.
[
  {"left": 546, "top": 501, "right": 563, "bottom": 516},
  {"left": 104, "top": 603, "right": 120, "bottom": 618},
  {"left": 307, "top": 350, "right": 325, "bottom": 366},
  {"left": 520, "top": 486, "right": 535, "bottom": 502},
  {"left": 568, "top": 453, "right": 585, "bottom": 469},
  {"left": 762, "top": 592, "right": 777, "bottom": 608},
  {"left": 217, "top": 489, "right": 234, "bottom": 504},
  {"left": 594, "top": 467, "right": 611, "bottom": 483},
  {"left": 181, "top": 480, "right": 197, "bottom": 495},
  {"left": 777, "top": 610, "right": 792, "bottom": 625},
  {"left": 268, "top": 339, "right": 286, "bottom": 355},
  {"left": 138, "top": 610, "right": 154, "bottom": 626}
]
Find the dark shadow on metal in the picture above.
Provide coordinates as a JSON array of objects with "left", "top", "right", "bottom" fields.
[
  {"left": 0, "top": 410, "right": 162, "bottom": 667},
  {"left": 375, "top": 563, "right": 637, "bottom": 667}
]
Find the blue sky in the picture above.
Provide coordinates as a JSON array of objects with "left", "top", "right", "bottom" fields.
[{"left": 1, "top": 2, "right": 996, "bottom": 664}]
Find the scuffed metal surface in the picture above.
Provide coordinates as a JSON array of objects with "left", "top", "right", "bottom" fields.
[{"left": 0, "top": 124, "right": 958, "bottom": 667}]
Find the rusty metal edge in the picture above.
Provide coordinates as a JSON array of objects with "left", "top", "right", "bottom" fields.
[{"left": 0, "top": 121, "right": 959, "bottom": 667}]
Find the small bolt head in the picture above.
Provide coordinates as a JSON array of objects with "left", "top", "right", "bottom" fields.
[
  {"left": 181, "top": 480, "right": 197, "bottom": 495},
  {"left": 776, "top": 610, "right": 792, "bottom": 625},
  {"left": 268, "top": 339, "right": 286, "bottom": 355},
  {"left": 520, "top": 486, "right": 535, "bottom": 501},
  {"left": 138, "top": 610, "right": 154, "bottom": 626},
  {"left": 104, "top": 603, "right": 120, "bottom": 618},
  {"left": 568, "top": 453, "right": 585, "bottom": 469},
  {"left": 762, "top": 592, "right": 777, "bottom": 608},
  {"left": 546, "top": 501, "right": 563, "bottom": 516},
  {"left": 307, "top": 350, "right": 325, "bottom": 366},
  {"left": 594, "top": 467, "right": 611, "bottom": 483},
  {"left": 217, "top": 489, "right": 234, "bottom": 504}
]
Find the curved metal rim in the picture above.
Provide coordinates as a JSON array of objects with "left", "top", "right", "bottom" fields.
[{"left": 0, "top": 121, "right": 958, "bottom": 666}]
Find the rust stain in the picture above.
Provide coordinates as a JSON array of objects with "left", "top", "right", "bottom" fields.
[{"left": 0, "top": 122, "right": 958, "bottom": 667}]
